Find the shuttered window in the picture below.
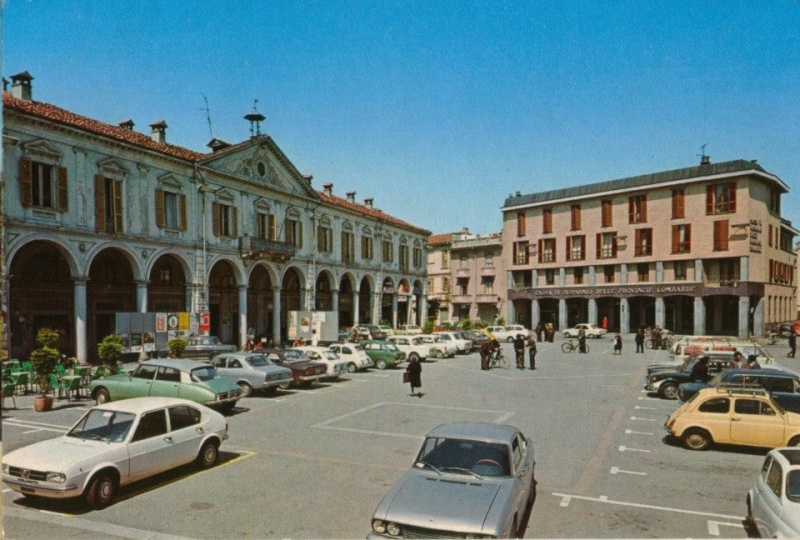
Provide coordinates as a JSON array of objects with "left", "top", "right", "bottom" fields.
[
  {"left": 629, "top": 195, "right": 647, "bottom": 223},
  {"left": 20, "top": 158, "right": 68, "bottom": 211},
  {"left": 601, "top": 199, "right": 613, "bottom": 227},
  {"left": 570, "top": 205, "right": 581, "bottom": 230},
  {"left": 671, "top": 224, "right": 691, "bottom": 253},
  {"left": 713, "top": 220, "right": 729, "bottom": 251},
  {"left": 706, "top": 182, "right": 737, "bottom": 214},
  {"left": 95, "top": 175, "right": 123, "bottom": 233},
  {"left": 212, "top": 201, "right": 238, "bottom": 238},
  {"left": 156, "top": 189, "right": 187, "bottom": 231},
  {"left": 671, "top": 189, "right": 685, "bottom": 219},
  {"left": 634, "top": 228, "right": 652, "bottom": 256},
  {"left": 517, "top": 212, "right": 526, "bottom": 237},
  {"left": 542, "top": 208, "right": 552, "bottom": 234}
]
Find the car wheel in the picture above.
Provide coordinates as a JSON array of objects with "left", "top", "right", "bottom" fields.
[
  {"left": 409, "top": 353, "right": 419, "bottom": 362},
  {"left": 196, "top": 440, "right": 219, "bottom": 469},
  {"left": 682, "top": 428, "right": 712, "bottom": 451},
  {"left": 94, "top": 388, "right": 111, "bottom": 405},
  {"left": 376, "top": 359, "right": 387, "bottom": 370},
  {"left": 347, "top": 362, "right": 357, "bottom": 373},
  {"left": 659, "top": 382, "right": 679, "bottom": 400},
  {"left": 238, "top": 382, "right": 253, "bottom": 397},
  {"left": 85, "top": 472, "right": 116, "bottom": 510},
  {"left": 789, "top": 436, "right": 800, "bottom": 447},
  {"left": 278, "top": 382, "right": 292, "bottom": 390},
  {"left": 436, "top": 350, "right": 444, "bottom": 359}
]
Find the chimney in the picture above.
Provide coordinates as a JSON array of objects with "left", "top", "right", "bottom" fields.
[
  {"left": 118, "top": 119, "right": 135, "bottom": 131},
  {"left": 10, "top": 71, "right": 33, "bottom": 101},
  {"left": 149, "top": 120, "right": 168, "bottom": 144},
  {"left": 700, "top": 155, "right": 711, "bottom": 166},
  {"left": 515, "top": 191, "right": 521, "bottom": 197},
  {"left": 206, "top": 138, "right": 231, "bottom": 152},
  {"left": 304, "top": 174, "right": 313, "bottom": 184},
  {"left": 364, "top": 197, "right": 374, "bottom": 209},
  {"left": 323, "top": 183, "right": 333, "bottom": 196},
  {"left": 346, "top": 191, "right": 356, "bottom": 203}
]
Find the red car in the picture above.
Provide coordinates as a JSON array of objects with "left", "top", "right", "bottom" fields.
[{"left": 261, "top": 349, "right": 328, "bottom": 389}]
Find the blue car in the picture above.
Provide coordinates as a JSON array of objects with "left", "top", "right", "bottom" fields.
[{"left": 678, "top": 368, "right": 799, "bottom": 402}]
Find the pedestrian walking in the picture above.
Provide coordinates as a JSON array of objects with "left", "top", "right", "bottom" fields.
[
  {"left": 405, "top": 355, "right": 422, "bottom": 396},
  {"left": 546, "top": 322, "right": 555, "bottom": 342},
  {"left": 613, "top": 333, "right": 622, "bottom": 355},
  {"left": 527, "top": 335, "right": 537, "bottom": 369},
  {"left": 535, "top": 321, "right": 544, "bottom": 343},
  {"left": 789, "top": 331, "right": 797, "bottom": 358},
  {"left": 635, "top": 328, "right": 645, "bottom": 353},
  {"left": 514, "top": 334, "right": 526, "bottom": 369},
  {"left": 479, "top": 340, "right": 492, "bottom": 370}
]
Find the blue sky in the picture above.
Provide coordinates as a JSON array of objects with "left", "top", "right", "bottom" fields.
[{"left": 4, "top": 0, "right": 800, "bottom": 234}]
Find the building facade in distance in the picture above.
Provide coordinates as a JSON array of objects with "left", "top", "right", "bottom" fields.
[
  {"left": 501, "top": 157, "right": 797, "bottom": 337},
  {"left": 3, "top": 72, "right": 429, "bottom": 362}
]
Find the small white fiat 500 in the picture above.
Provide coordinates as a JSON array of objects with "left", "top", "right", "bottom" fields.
[{"left": 2, "top": 396, "right": 228, "bottom": 509}]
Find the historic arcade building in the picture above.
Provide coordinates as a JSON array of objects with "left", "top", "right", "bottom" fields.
[
  {"left": 501, "top": 157, "right": 797, "bottom": 338},
  {"left": 2, "top": 72, "right": 429, "bottom": 362}
]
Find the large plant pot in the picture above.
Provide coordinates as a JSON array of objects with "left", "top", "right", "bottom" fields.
[{"left": 33, "top": 395, "right": 53, "bottom": 412}]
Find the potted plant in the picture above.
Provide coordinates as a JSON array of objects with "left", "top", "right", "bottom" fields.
[
  {"left": 167, "top": 338, "right": 189, "bottom": 358},
  {"left": 29, "top": 328, "right": 61, "bottom": 412},
  {"left": 97, "top": 334, "right": 124, "bottom": 376}
]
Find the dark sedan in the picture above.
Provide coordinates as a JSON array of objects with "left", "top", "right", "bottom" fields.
[
  {"left": 643, "top": 355, "right": 729, "bottom": 399},
  {"left": 261, "top": 348, "right": 328, "bottom": 389},
  {"left": 678, "top": 367, "right": 799, "bottom": 402}
]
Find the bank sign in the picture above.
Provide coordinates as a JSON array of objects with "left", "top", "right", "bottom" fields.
[{"left": 529, "top": 283, "right": 700, "bottom": 298}]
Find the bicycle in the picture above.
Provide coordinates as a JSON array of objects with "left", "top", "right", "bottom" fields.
[
  {"left": 561, "top": 339, "right": 589, "bottom": 353},
  {"left": 488, "top": 349, "right": 509, "bottom": 369},
  {"left": 645, "top": 337, "right": 673, "bottom": 350}
]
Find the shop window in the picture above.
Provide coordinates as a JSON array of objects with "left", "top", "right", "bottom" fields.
[
  {"left": 545, "top": 269, "right": 555, "bottom": 285},
  {"left": 604, "top": 265, "right": 615, "bottom": 283},
  {"left": 675, "top": 261, "right": 687, "bottom": 280},
  {"left": 573, "top": 267, "right": 583, "bottom": 284},
  {"left": 637, "top": 263, "right": 649, "bottom": 282}
]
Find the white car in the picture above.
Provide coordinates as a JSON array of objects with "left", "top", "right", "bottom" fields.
[
  {"left": 433, "top": 332, "right": 472, "bottom": 354},
  {"left": 328, "top": 342, "right": 374, "bottom": 372},
  {"left": 398, "top": 324, "right": 423, "bottom": 335},
  {"left": 387, "top": 336, "right": 436, "bottom": 362},
  {"left": 292, "top": 346, "right": 350, "bottom": 380},
  {"left": 747, "top": 447, "right": 800, "bottom": 538},
  {"left": 486, "top": 325, "right": 532, "bottom": 342},
  {"left": 378, "top": 325, "right": 396, "bottom": 337},
  {"left": 563, "top": 323, "right": 607, "bottom": 339},
  {"left": 2, "top": 397, "right": 228, "bottom": 509},
  {"left": 417, "top": 334, "right": 456, "bottom": 359}
]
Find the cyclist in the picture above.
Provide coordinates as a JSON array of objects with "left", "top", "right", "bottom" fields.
[{"left": 479, "top": 339, "right": 492, "bottom": 370}]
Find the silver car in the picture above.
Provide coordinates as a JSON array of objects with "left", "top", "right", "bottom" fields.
[
  {"left": 369, "top": 422, "right": 536, "bottom": 538},
  {"left": 747, "top": 447, "right": 800, "bottom": 537},
  {"left": 210, "top": 352, "right": 294, "bottom": 396}
]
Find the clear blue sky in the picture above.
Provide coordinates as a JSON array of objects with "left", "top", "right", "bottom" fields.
[{"left": 4, "top": 1, "right": 800, "bottom": 235}]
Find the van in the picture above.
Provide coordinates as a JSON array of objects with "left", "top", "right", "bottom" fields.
[{"left": 671, "top": 336, "right": 773, "bottom": 366}]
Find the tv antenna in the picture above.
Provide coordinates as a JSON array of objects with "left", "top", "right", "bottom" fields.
[
  {"left": 201, "top": 94, "right": 213, "bottom": 139},
  {"left": 698, "top": 144, "right": 707, "bottom": 159}
]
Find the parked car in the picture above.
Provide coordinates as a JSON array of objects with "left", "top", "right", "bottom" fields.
[
  {"left": 88, "top": 358, "right": 241, "bottom": 412},
  {"left": 665, "top": 386, "right": 800, "bottom": 451},
  {"left": 378, "top": 325, "right": 395, "bottom": 337},
  {"left": 1, "top": 397, "right": 228, "bottom": 509},
  {"left": 670, "top": 336, "right": 774, "bottom": 365},
  {"left": 644, "top": 355, "right": 729, "bottom": 399},
  {"left": 328, "top": 342, "right": 374, "bottom": 372},
  {"left": 292, "top": 346, "right": 350, "bottom": 380},
  {"left": 461, "top": 330, "right": 490, "bottom": 352},
  {"left": 485, "top": 325, "right": 531, "bottom": 342},
  {"left": 261, "top": 348, "right": 328, "bottom": 389},
  {"left": 416, "top": 334, "right": 456, "bottom": 359},
  {"left": 183, "top": 335, "right": 238, "bottom": 359},
  {"left": 210, "top": 352, "right": 293, "bottom": 396},
  {"left": 368, "top": 422, "right": 536, "bottom": 538},
  {"left": 747, "top": 447, "right": 800, "bottom": 538},
  {"left": 563, "top": 323, "right": 607, "bottom": 339},
  {"left": 387, "top": 336, "right": 436, "bottom": 362},
  {"left": 398, "top": 324, "right": 423, "bottom": 335},
  {"left": 361, "top": 340, "right": 407, "bottom": 369},
  {"left": 356, "top": 324, "right": 388, "bottom": 340},
  {"left": 433, "top": 331, "right": 473, "bottom": 354},
  {"left": 678, "top": 367, "right": 799, "bottom": 403}
]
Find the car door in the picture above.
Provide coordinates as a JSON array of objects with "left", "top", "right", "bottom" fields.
[
  {"left": 127, "top": 408, "right": 177, "bottom": 482},
  {"left": 124, "top": 363, "right": 159, "bottom": 399},
  {"left": 510, "top": 433, "right": 535, "bottom": 515},
  {"left": 730, "top": 398, "right": 786, "bottom": 447},
  {"left": 166, "top": 404, "right": 205, "bottom": 467},
  {"left": 759, "top": 458, "right": 784, "bottom": 538},
  {"left": 149, "top": 366, "right": 182, "bottom": 398}
]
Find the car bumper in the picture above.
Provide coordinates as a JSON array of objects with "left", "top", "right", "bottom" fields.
[
  {"left": 263, "top": 377, "right": 294, "bottom": 389},
  {"left": 298, "top": 373, "right": 327, "bottom": 383},
  {"left": 3, "top": 476, "right": 82, "bottom": 499},
  {"left": 644, "top": 380, "right": 664, "bottom": 392}
]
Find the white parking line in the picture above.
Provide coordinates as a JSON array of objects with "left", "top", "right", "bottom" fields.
[
  {"left": 634, "top": 405, "right": 656, "bottom": 410},
  {"left": 2, "top": 420, "right": 69, "bottom": 434},
  {"left": 610, "top": 466, "right": 647, "bottom": 476},
  {"left": 629, "top": 416, "right": 656, "bottom": 422},
  {"left": 618, "top": 445, "right": 651, "bottom": 453},
  {"left": 552, "top": 492, "right": 743, "bottom": 521},
  {"left": 624, "top": 429, "right": 654, "bottom": 436},
  {"left": 708, "top": 520, "right": 745, "bottom": 536}
]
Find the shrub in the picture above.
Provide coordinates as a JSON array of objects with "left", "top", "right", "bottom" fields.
[
  {"left": 423, "top": 321, "right": 435, "bottom": 334},
  {"left": 30, "top": 328, "right": 61, "bottom": 396},
  {"left": 168, "top": 338, "right": 189, "bottom": 358},
  {"left": 97, "top": 334, "right": 124, "bottom": 375}
]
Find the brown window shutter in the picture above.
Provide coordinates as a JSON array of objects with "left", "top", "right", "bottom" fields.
[
  {"left": 95, "top": 175, "right": 106, "bottom": 232},
  {"left": 671, "top": 226, "right": 678, "bottom": 253},
  {"left": 57, "top": 167, "right": 68, "bottom": 211},
  {"left": 685, "top": 225, "right": 691, "bottom": 252},
  {"left": 179, "top": 194, "right": 187, "bottom": 231},
  {"left": 113, "top": 180, "right": 123, "bottom": 233},
  {"left": 706, "top": 185, "right": 714, "bottom": 214},
  {"left": 641, "top": 197, "right": 647, "bottom": 222},
  {"left": 728, "top": 182, "right": 737, "bottom": 212},
  {"left": 537, "top": 239, "right": 543, "bottom": 263},
  {"left": 20, "top": 159, "right": 32, "bottom": 207},
  {"left": 596, "top": 233, "right": 601, "bottom": 259},
  {"left": 635, "top": 229, "right": 642, "bottom": 255},
  {"left": 612, "top": 236, "right": 618, "bottom": 257},
  {"left": 269, "top": 214, "right": 277, "bottom": 240},
  {"left": 212, "top": 202, "right": 221, "bottom": 236},
  {"left": 580, "top": 235, "right": 586, "bottom": 259},
  {"left": 155, "top": 190, "right": 166, "bottom": 228},
  {"left": 553, "top": 239, "right": 557, "bottom": 261},
  {"left": 566, "top": 237, "right": 572, "bottom": 261},
  {"left": 628, "top": 197, "right": 635, "bottom": 223},
  {"left": 232, "top": 207, "right": 238, "bottom": 237}
]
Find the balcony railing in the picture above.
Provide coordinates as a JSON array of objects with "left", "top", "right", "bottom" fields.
[
  {"left": 480, "top": 266, "right": 495, "bottom": 276},
  {"left": 476, "top": 294, "right": 498, "bottom": 304},
  {"left": 455, "top": 268, "right": 470, "bottom": 278},
  {"left": 240, "top": 236, "right": 295, "bottom": 262}
]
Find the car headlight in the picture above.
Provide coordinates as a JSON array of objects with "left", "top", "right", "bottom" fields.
[
  {"left": 46, "top": 472, "right": 67, "bottom": 483},
  {"left": 386, "top": 522, "right": 401, "bottom": 536},
  {"left": 2, "top": 464, "right": 9, "bottom": 474},
  {"left": 372, "top": 520, "right": 386, "bottom": 534},
  {"left": 650, "top": 375, "right": 659, "bottom": 382}
]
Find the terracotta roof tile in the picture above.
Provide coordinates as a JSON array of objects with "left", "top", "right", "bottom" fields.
[
  {"left": 318, "top": 192, "right": 430, "bottom": 237},
  {"left": 427, "top": 233, "right": 453, "bottom": 245}
]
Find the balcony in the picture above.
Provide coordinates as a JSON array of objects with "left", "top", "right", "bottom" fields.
[
  {"left": 450, "top": 294, "right": 471, "bottom": 304},
  {"left": 455, "top": 268, "right": 470, "bottom": 278},
  {"left": 476, "top": 294, "right": 498, "bottom": 304},
  {"left": 480, "top": 266, "right": 495, "bottom": 277},
  {"left": 239, "top": 236, "right": 295, "bottom": 262}
]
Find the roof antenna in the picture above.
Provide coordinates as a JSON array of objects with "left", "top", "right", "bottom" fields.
[
  {"left": 698, "top": 144, "right": 710, "bottom": 165},
  {"left": 201, "top": 94, "right": 213, "bottom": 139}
]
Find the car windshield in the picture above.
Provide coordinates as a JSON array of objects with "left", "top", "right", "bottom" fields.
[
  {"left": 190, "top": 366, "right": 218, "bottom": 382},
  {"left": 319, "top": 351, "right": 339, "bottom": 360},
  {"left": 245, "top": 355, "right": 270, "bottom": 367},
  {"left": 385, "top": 343, "right": 399, "bottom": 351},
  {"left": 415, "top": 437, "right": 511, "bottom": 478},
  {"left": 787, "top": 470, "right": 800, "bottom": 503},
  {"left": 283, "top": 350, "right": 310, "bottom": 363},
  {"left": 67, "top": 409, "right": 136, "bottom": 443}
]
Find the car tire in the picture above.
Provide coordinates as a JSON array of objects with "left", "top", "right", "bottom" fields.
[
  {"left": 238, "top": 382, "right": 253, "bottom": 397},
  {"left": 659, "top": 382, "right": 679, "bottom": 400},
  {"left": 85, "top": 472, "right": 116, "bottom": 510},
  {"left": 347, "top": 362, "right": 357, "bottom": 373},
  {"left": 278, "top": 382, "right": 292, "bottom": 390},
  {"left": 408, "top": 353, "right": 419, "bottom": 362},
  {"left": 94, "top": 388, "right": 111, "bottom": 405},
  {"left": 682, "top": 428, "right": 712, "bottom": 451},
  {"left": 789, "top": 436, "right": 800, "bottom": 447},
  {"left": 376, "top": 359, "right": 387, "bottom": 370},
  {"left": 196, "top": 440, "right": 219, "bottom": 469},
  {"left": 436, "top": 350, "right": 444, "bottom": 359}
]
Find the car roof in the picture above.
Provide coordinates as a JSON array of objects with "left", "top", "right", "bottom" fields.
[
  {"left": 426, "top": 422, "right": 519, "bottom": 445},
  {"left": 725, "top": 368, "right": 796, "bottom": 378},
  {"left": 91, "top": 396, "right": 202, "bottom": 413},
  {"left": 141, "top": 358, "right": 211, "bottom": 371},
  {"left": 775, "top": 448, "right": 800, "bottom": 467}
]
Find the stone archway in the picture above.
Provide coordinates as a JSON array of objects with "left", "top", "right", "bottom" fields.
[
  {"left": 315, "top": 272, "right": 334, "bottom": 311},
  {"left": 88, "top": 248, "right": 136, "bottom": 361},
  {"left": 281, "top": 267, "right": 304, "bottom": 342},
  {"left": 209, "top": 260, "right": 239, "bottom": 345},
  {"left": 338, "top": 274, "right": 355, "bottom": 327},
  {"left": 247, "top": 265, "right": 273, "bottom": 340},
  {"left": 148, "top": 254, "right": 188, "bottom": 312}
]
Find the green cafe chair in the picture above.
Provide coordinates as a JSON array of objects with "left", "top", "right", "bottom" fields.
[{"left": 2, "top": 382, "right": 17, "bottom": 409}]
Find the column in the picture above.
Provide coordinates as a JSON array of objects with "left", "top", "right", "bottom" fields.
[
  {"left": 272, "top": 288, "right": 281, "bottom": 345},
  {"left": 656, "top": 261, "right": 664, "bottom": 283},
  {"left": 740, "top": 256, "right": 749, "bottom": 282},
  {"left": 372, "top": 292, "right": 381, "bottom": 324},
  {"left": 419, "top": 294, "right": 427, "bottom": 326},
  {"left": 620, "top": 298, "right": 630, "bottom": 334},
  {"left": 558, "top": 299, "right": 567, "bottom": 330},
  {"left": 73, "top": 278, "right": 88, "bottom": 363},
  {"left": 331, "top": 290, "right": 339, "bottom": 313},
  {"left": 738, "top": 296, "right": 750, "bottom": 338},
  {"left": 655, "top": 297, "right": 665, "bottom": 328},
  {"left": 588, "top": 266, "right": 596, "bottom": 286},
  {"left": 588, "top": 298, "right": 597, "bottom": 325},
  {"left": 531, "top": 299, "right": 540, "bottom": 326},
  {"left": 238, "top": 286, "right": 248, "bottom": 349},
  {"left": 136, "top": 280, "right": 148, "bottom": 313},
  {"left": 559, "top": 268, "right": 566, "bottom": 286},
  {"left": 507, "top": 299, "right": 515, "bottom": 326},
  {"left": 391, "top": 293, "right": 398, "bottom": 328},
  {"left": 405, "top": 295, "right": 412, "bottom": 326},
  {"left": 752, "top": 296, "right": 764, "bottom": 337},
  {"left": 352, "top": 291, "right": 360, "bottom": 326},
  {"left": 693, "top": 297, "right": 706, "bottom": 335},
  {"left": 620, "top": 264, "right": 628, "bottom": 285}
]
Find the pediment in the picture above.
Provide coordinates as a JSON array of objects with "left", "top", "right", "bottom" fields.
[
  {"left": 22, "top": 138, "right": 62, "bottom": 164},
  {"left": 97, "top": 158, "right": 130, "bottom": 180},
  {"left": 215, "top": 188, "right": 236, "bottom": 201},
  {"left": 157, "top": 172, "right": 183, "bottom": 190}
]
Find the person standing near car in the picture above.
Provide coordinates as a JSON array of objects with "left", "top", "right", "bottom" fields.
[
  {"left": 635, "top": 328, "right": 645, "bottom": 353},
  {"left": 513, "top": 334, "right": 526, "bottom": 369},
  {"left": 613, "top": 333, "right": 622, "bottom": 355},
  {"left": 527, "top": 335, "right": 537, "bottom": 370},
  {"left": 789, "top": 331, "right": 797, "bottom": 358},
  {"left": 406, "top": 355, "right": 422, "bottom": 396}
]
